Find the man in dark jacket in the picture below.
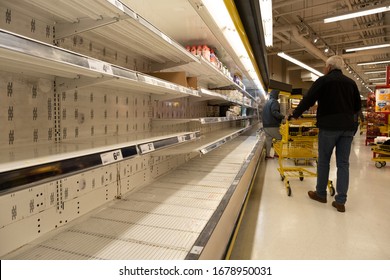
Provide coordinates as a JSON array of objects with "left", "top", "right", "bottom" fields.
[
  {"left": 262, "top": 89, "right": 285, "bottom": 159},
  {"left": 289, "top": 55, "right": 361, "bottom": 213}
]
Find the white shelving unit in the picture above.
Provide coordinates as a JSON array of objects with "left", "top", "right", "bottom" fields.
[{"left": 0, "top": 0, "right": 265, "bottom": 259}]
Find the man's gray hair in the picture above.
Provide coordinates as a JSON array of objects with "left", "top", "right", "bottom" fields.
[{"left": 326, "top": 55, "right": 344, "bottom": 70}]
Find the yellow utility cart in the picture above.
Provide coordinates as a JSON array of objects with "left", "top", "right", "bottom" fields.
[{"left": 273, "top": 119, "right": 335, "bottom": 196}]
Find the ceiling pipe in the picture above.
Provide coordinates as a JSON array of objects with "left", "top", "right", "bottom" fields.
[
  {"left": 274, "top": 33, "right": 290, "bottom": 44},
  {"left": 273, "top": 0, "right": 304, "bottom": 9},
  {"left": 290, "top": 26, "right": 329, "bottom": 62}
]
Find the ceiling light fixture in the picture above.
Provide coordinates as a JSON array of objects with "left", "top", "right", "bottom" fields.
[
  {"left": 368, "top": 77, "right": 386, "bottom": 81},
  {"left": 357, "top": 60, "right": 390, "bottom": 66},
  {"left": 324, "top": 5, "right": 390, "bottom": 23},
  {"left": 345, "top": 43, "right": 390, "bottom": 52},
  {"left": 260, "top": 0, "right": 273, "bottom": 47},
  {"left": 364, "top": 70, "right": 386, "bottom": 74},
  {"left": 372, "top": 82, "right": 386, "bottom": 85},
  {"left": 277, "top": 52, "right": 323, "bottom": 77}
]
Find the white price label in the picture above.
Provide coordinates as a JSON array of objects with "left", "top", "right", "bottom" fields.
[
  {"left": 100, "top": 149, "right": 123, "bottom": 165},
  {"left": 189, "top": 133, "right": 196, "bottom": 140},
  {"left": 139, "top": 143, "right": 155, "bottom": 153},
  {"left": 178, "top": 136, "right": 186, "bottom": 143},
  {"left": 106, "top": 0, "right": 125, "bottom": 11},
  {"left": 88, "top": 59, "right": 113, "bottom": 75},
  {"left": 142, "top": 76, "right": 154, "bottom": 84}
]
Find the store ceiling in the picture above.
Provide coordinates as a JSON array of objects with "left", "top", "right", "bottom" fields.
[{"left": 269, "top": 0, "right": 390, "bottom": 97}]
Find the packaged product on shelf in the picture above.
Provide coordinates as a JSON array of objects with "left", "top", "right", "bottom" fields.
[
  {"left": 202, "top": 45, "right": 210, "bottom": 61},
  {"left": 210, "top": 49, "right": 216, "bottom": 64},
  {"left": 197, "top": 45, "right": 203, "bottom": 56},
  {"left": 190, "top": 45, "right": 197, "bottom": 56}
]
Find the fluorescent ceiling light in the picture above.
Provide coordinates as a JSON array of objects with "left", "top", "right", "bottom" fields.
[
  {"left": 345, "top": 43, "right": 390, "bottom": 52},
  {"left": 324, "top": 5, "right": 390, "bottom": 23},
  {"left": 357, "top": 60, "right": 390, "bottom": 66},
  {"left": 369, "top": 77, "right": 386, "bottom": 81},
  {"left": 364, "top": 70, "right": 386, "bottom": 74},
  {"left": 260, "top": 0, "right": 273, "bottom": 47},
  {"left": 277, "top": 52, "right": 323, "bottom": 77}
]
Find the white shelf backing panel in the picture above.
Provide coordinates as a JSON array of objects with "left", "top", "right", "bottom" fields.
[
  {"left": 5, "top": 134, "right": 262, "bottom": 260},
  {"left": 20, "top": 0, "right": 198, "bottom": 66},
  {"left": 0, "top": 131, "right": 200, "bottom": 193}
]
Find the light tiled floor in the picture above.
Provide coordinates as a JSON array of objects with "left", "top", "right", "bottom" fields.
[{"left": 230, "top": 132, "right": 390, "bottom": 260}]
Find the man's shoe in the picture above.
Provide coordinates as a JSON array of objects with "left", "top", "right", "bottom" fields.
[
  {"left": 332, "top": 201, "right": 345, "bottom": 212},
  {"left": 308, "top": 191, "right": 327, "bottom": 203},
  {"left": 265, "top": 156, "right": 273, "bottom": 159},
  {"left": 273, "top": 154, "right": 279, "bottom": 158}
]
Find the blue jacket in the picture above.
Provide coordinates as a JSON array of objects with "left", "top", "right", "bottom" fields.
[
  {"left": 292, "top": 69, "right": 361, "bottom": 130},
  {"left": 262, "top": 90, "right": 285, "bottom": 128}
]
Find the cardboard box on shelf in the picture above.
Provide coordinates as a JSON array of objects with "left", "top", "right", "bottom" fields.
[{"left": 148, "top": 71, "right": 197, "bottom": 89}]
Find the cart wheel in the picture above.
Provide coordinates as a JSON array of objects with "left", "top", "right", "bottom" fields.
[
  {"left": 329, "top": 186, "right": 335, "bottom": 196},
  {"left": 299, "top": 171, "right": 304, "bottom": 181},
  {"left": 375, "top": 162, "right": 383, "bottom": 168},
  {"left": 281, "top": 175, "right": 285, "bottom": 181},
  {"left": 328, "top": 181, "right": 335, "bottom": 196},
  {"left": 286, "top": 184, "right": 292, "bottom": 197},
  {"left": 381, "top": 161, "right": 386, "bottom": 167}
]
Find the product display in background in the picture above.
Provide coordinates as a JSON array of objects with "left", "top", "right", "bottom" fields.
[
  {"left": 365, "top": 87, "right": 390, "bottom": 145},
  {"left": 375, "top": 87, "right": 390, "bottom": 112}
]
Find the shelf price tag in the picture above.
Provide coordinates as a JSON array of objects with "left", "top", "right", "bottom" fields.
[
  {"left": 100, "top": 149, "right": 123, "bottom": 165},
  {"left": 178, "top": 135, "right": 186, "bottom": 143},
  {"left": 189, "top": 133, "right": 196, "bottom": 140},
  {"left": 107, "top": 0, "right": 125, "bottom": 11},
  {"left": 139, "top": 142, "right": 155, "bottom": 154},
  {"left": 88, "top": 59, "right": 113, "bottom": 75}
]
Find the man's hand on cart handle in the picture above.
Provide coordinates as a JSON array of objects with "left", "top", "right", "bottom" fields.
[{"left": 287, "top": 114, "right": 295, "bottom": 121}]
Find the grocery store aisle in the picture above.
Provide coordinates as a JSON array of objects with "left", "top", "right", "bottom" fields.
[{"left": 230, "top": 132, "right": 390, "bottom": 259}]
